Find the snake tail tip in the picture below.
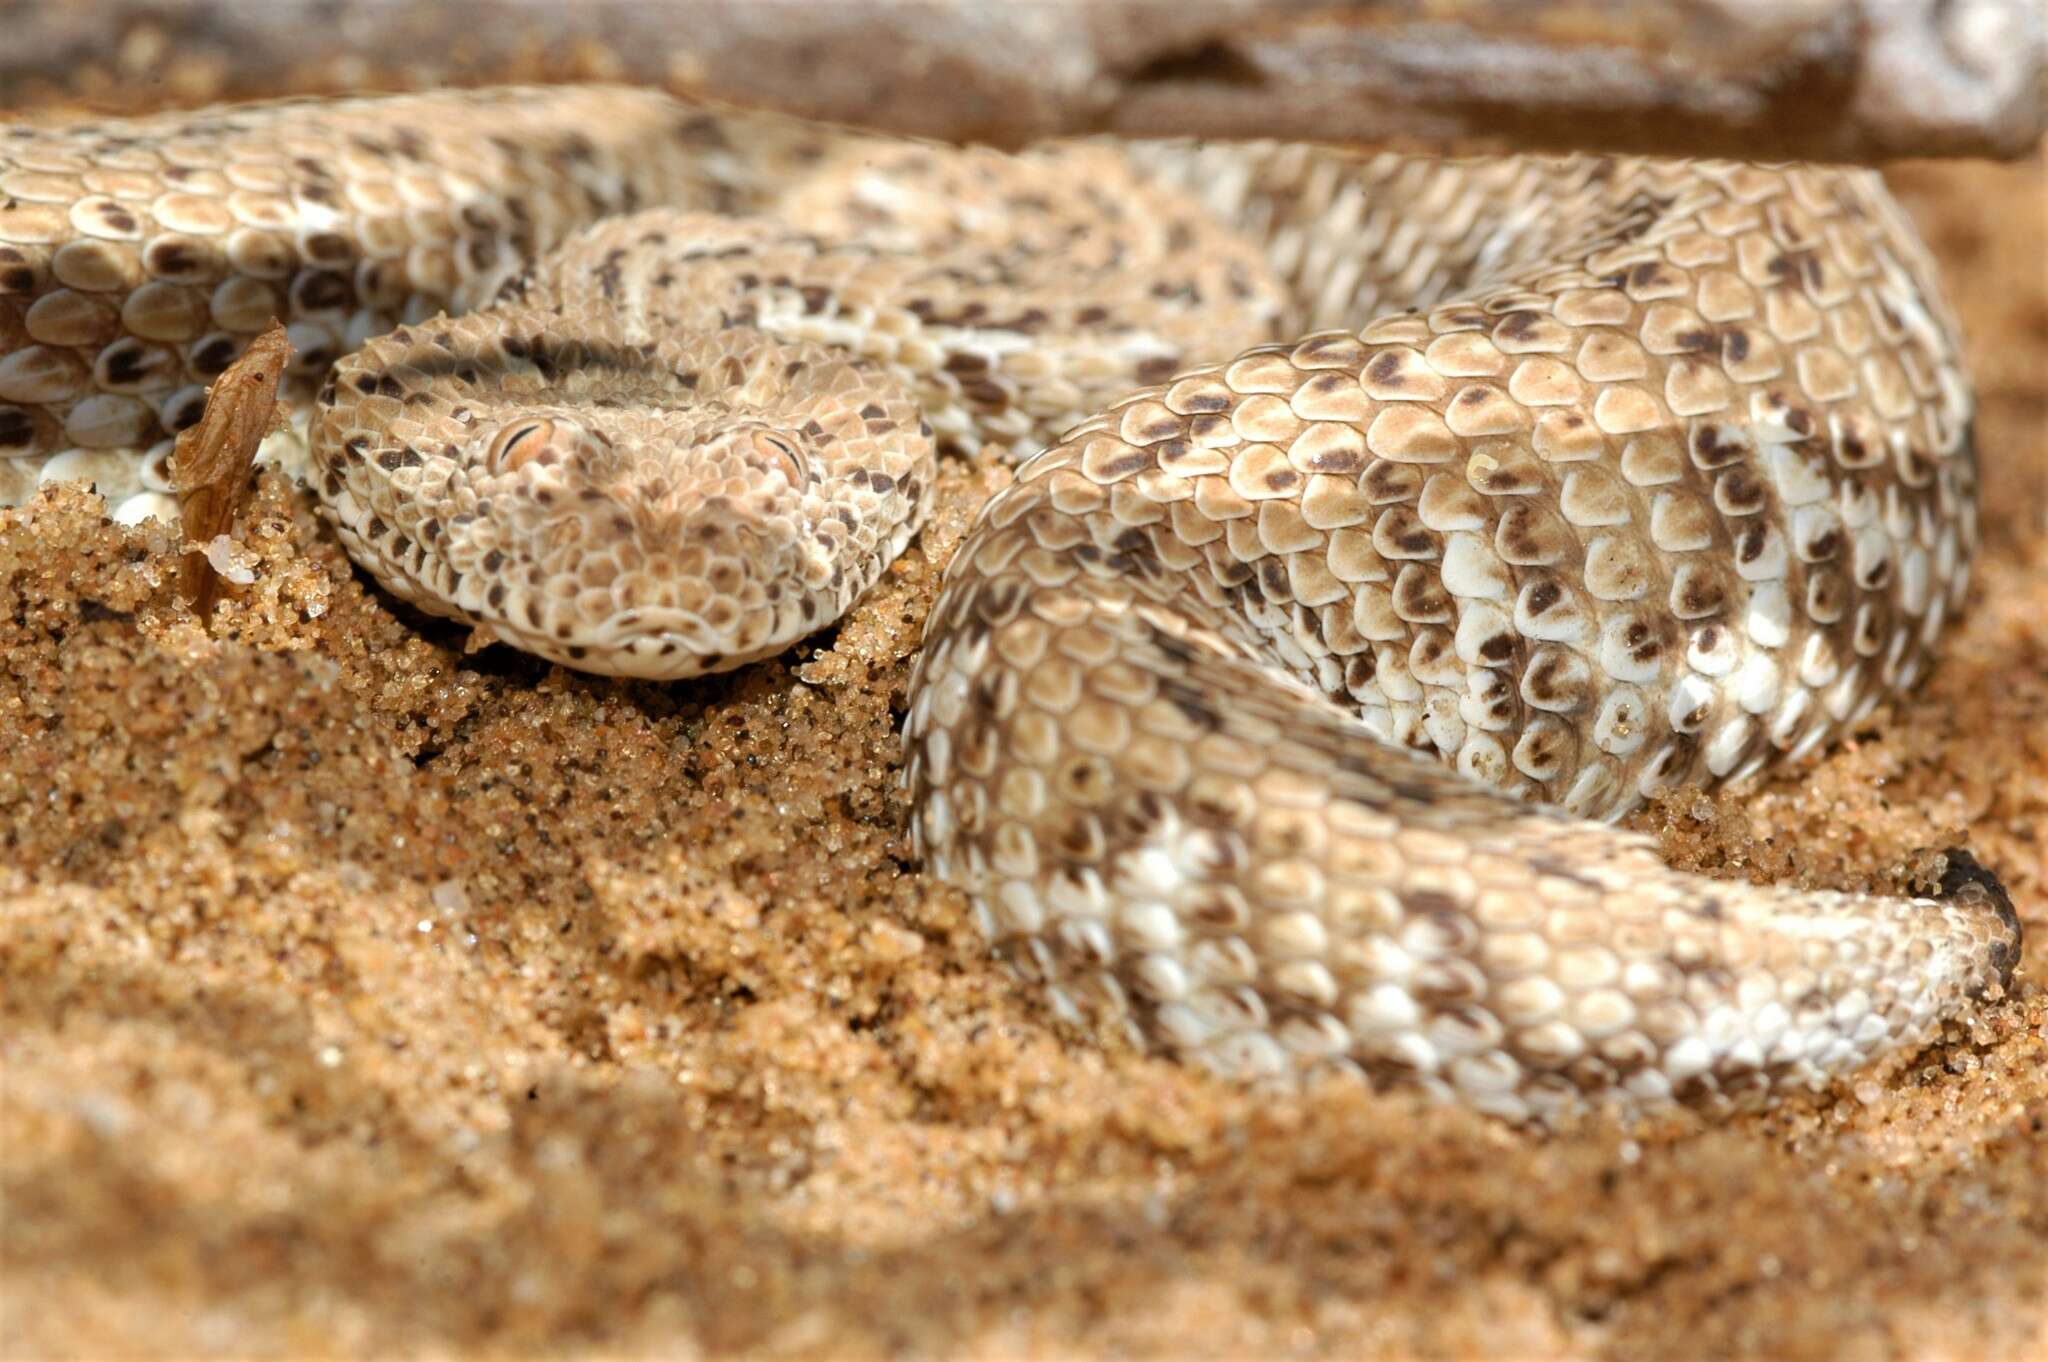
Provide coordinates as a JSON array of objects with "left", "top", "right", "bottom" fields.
[{"left": 1934, "top": 846, "right": 2024, "bottom": 991}]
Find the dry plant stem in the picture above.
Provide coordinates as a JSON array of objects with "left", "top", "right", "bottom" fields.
[
  {"left": 173, "top": 322, "right": 290, "bottom": 612},
  {"left": 1, "top": 0, "right": 2040, "bottom": 161}
]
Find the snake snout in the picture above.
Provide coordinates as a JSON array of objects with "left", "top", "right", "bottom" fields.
[{"left": 504, "top": 481, "right": 828, "bottom": 680}]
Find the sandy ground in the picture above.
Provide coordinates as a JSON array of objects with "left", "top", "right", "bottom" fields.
[{"left": 1, "top": 150, "right": 2043, "bottom": 1359}]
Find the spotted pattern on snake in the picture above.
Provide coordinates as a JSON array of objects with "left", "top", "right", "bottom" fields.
[{"left": 0, "top": 86, "right": 2020, "bottom": 1124}]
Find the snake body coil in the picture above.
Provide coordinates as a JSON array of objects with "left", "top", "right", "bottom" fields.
[{"left": 1, "top": 88, "right": 2019, "bottom": 1122}]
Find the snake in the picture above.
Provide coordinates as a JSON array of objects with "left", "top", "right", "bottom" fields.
[{"left": 1, "top": 86, "right": 2021, "bottom": 1124}]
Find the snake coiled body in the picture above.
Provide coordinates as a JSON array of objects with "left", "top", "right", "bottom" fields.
[{"left": 1, "top": 88, "right": 2020, "bottom": 1122}]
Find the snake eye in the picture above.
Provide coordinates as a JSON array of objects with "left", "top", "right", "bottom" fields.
[
  {"left": 488, "top": 418, "right": 558, "bottom": 473},
  {"left": 751, "top": 430, "right": 808, "bottom": 487}
]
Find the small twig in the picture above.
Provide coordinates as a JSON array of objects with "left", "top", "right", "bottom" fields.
[{"left": 173, "top": 321, "right": 292, "bottom": 614}]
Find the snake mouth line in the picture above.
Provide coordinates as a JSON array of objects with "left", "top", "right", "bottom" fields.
[{"left": 478, "top": 609, "right": 821, "bottom": 681}]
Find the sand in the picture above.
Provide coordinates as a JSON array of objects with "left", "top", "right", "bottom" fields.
[{"left": 1, "top": 149, "right": 2043, "bottom": 1360}]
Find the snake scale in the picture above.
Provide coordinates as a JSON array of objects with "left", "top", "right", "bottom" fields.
[{"left": 1, "top": 86, "right": 2020, "bottom": 1124}]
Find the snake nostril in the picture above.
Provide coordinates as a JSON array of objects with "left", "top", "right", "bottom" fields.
[
  {"left": 489, "top": 418, "right": 557, "bottom": 472},
  {"left": 751, "top": 430, "right": 808, "bottom": 488}
]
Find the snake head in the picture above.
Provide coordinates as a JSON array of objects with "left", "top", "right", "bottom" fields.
[{"left": 314, "top": 317, "right": 934, "bottom": 682}]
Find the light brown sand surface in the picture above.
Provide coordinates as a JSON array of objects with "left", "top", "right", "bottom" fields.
[{"left": 2, "top": 151, "right": 2043, "bottom": 1360}]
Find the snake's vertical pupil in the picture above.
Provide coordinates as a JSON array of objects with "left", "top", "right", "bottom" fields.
[
  {"left": 751, "top": 430, "right": 807, "bottom": 487},
  {"left": 490, "top": 419, "right": 555, "bottom": 472}
]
